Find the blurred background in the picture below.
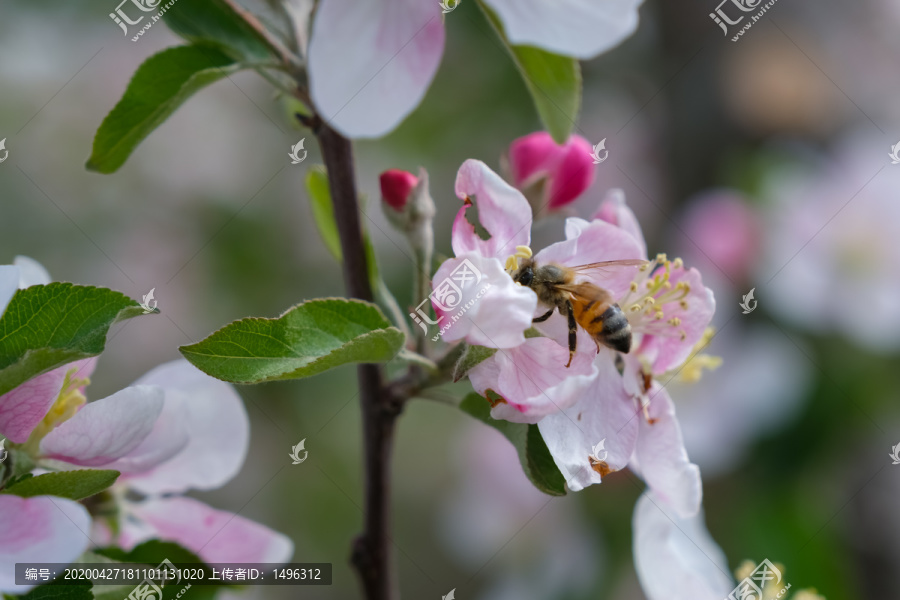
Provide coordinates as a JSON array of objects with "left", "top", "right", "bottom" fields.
[{"left": 1, "top": 0, "right": 899, "bottom": 598}]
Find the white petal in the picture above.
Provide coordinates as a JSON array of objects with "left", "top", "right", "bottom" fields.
[
  {"left": 632, "top": 384, "right": 702, "bottom": 518},
  {"left": 0, "top": 265, "right": 18, "bottom": 317},
  {"left": 473, "top": 333, "right": 597, "bottom": 423},
  {"left": 431, "top": 254, "right": 536, "bottom": 349},
  {"left": 0, "top": 495, "right": 92, "bottom": 594},
  {"left": 40, "top": 385, "right": 164, "bottom": 466},
  {"left": 124, "top": 360, "right": 249, "bottom": 494},
  {"left": 538, "top": 353, "right": 638, "bottom": 490},
  {"left": 633, "top": 492, "right": 733, "bottom": 600},
  {"left": 482, "top": 0, "right": 644, "bottom": 59},
  {"left": 308, "top": 0, "right": 445, "bottom": 138},
  {"left": 13, "top": 256, "right": 51, "bottom": 287}
]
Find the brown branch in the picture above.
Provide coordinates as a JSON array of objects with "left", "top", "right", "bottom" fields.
[{"left": 316, "top": 123, "right": 399, "bottom": 600}]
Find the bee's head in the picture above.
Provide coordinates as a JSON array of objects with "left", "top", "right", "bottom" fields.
[{"left": 513, "top": 261, "right": 535, "bottom": 287}]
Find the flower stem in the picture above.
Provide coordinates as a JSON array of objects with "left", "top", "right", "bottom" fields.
[{"left": 315, "top": 123, "right": 398, "bottom": 600}]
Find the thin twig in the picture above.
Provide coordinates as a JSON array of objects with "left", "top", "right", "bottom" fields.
[{"left": 316, "top": 124, "right": 399, "bottom": 600}]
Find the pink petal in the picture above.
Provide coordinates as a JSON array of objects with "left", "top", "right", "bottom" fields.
[
  {"left": 0, "top": 495, "right": 91, "bottom": 594},
  {"left": 452, "top": 160, "right": 532, "bottom": 260},
  {"left": 635, "top": 266, "right": 716, "bottom": 374},
  {"left": 538, "top": 352, "right": 639, "bottom": 490},
  {"left": 123, "top": 496, "right": 293, "bottom": 564},
  {"left": 101, "top": 396, "right": 190, "bottom": 475},
  {"left": 482, "top": 0, "right": 643, "bottom": 59},
  {"left": 0, "top": 360, "right": 95, "bottom": 444},
  {"left": 547, "top": 136, "right": 595, "bottom": 209},
  {"left": 632, "top": 384, "right": 701, "bottom": 518},
  {"left": 307, "top": 0, "right": 445, "bottom": 138},
  {"left": 0, "top": 265, "right": 18, "bottom": 318},
  {"left": 633, "top": 492, "right": 733, "bottom": 600},
  {"left": 124, "top": 360, "right": 249, "bottom": 494},
  {"left": 39, "top": 385, "right": 164, "bottom": 466},
  {"left": 591, "top": 188, "right": 648, "bottom": 258},
  {"left": 470, "top": 333, "right": 597, "bottom": 423},
  {"left": 534, "top": 217, "right": 645, "bottom": 299},
  {"left": 431, "top": 254, "right": 536, "bottom": 349}
]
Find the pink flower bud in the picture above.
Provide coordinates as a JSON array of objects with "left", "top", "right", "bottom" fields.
[
  {"left": 508, "top": 131, "right": 596, "bottom": 211},
  {"left": 379, "top": 169, "right": 419, "bottom": 211}
]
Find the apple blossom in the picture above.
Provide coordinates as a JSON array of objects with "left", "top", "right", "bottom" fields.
[
  {"left": 307, "top": 0, "right": 644, "bottom": 138},
  {"left": 508, "top": 131, "right": 596, "bottom": 214},
  {"left": 0, "top": 495, "right": 92, "bottom": 594}
]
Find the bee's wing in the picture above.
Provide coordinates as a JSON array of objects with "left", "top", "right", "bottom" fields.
[
  {"left": 569, "top": 259, "right": 648, "bottom": 276},
  {"left": 555, "top": 282, "right": 615, "bottom": 305}
]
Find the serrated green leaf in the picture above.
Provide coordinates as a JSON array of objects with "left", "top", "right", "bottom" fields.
[
  {"left": 87, "top": 44, "right": 241, "bottom": 174},
  {"left": 180, "top": 298, "right": 405, "bottom": 383},
  {"left": 163, "top": 0, "right": 280, "bottom": 62},
  {"left": 479, "top": 2, "right": 581, "bottom": 144},
  {"left": 453, "top": 344, "right": 498, "bottom": 382},
  {"left": 2, "top": 470, "right": 119, "bottom": 501},
  {"left": 460, "top": 392, "right": 567, "bottom": 496},
  {"left": 305, "top": 166, "right": 343, "bottom": 261},
  {"left": 0, "top": 283, "right": 146, "bottom": 397}
]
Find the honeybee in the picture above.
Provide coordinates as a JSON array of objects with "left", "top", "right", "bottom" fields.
[{"left": 511, "top": 256, "right": 648, "bottom": 367}]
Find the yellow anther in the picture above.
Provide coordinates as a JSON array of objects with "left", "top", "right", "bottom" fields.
[
  {"left": 643, "top": 297, "right": 655, "bottom": 306},
  {"left": 663, "top": 281, "right": 672, "bottom": 290},
  {"left": 672, "top": 257, "right": 683, "bottom": 269},
  {"left": 680, "top": 300, "right": 689, "bottom": 310},
  {"left": 639, "top": 263, "right": 650, "bottom": 272},
  {"left": 514, "top": 245, "right": 533, "bottom": 259},
  {"left": 630, "top": 304, "right": 642, "bottom": 313},
  {"left": 655, "top": 253, "right": 667, "bottom": 262},
  {"left": 655, "top": 310, "right": 664, "bottom": 320},
  {"left": 668, "top": 317, "right": 682, "bottom": 326},
  {"left": 630, "top": 282, "right": 639, "bottom": 292},
  {"left": 645, "top": 280, "right": 654, "bottom": 289},
  {"left": 505, "top": 256, "right": 519, "bottom": 272}
]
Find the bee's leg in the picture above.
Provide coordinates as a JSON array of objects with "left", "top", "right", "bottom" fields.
[
  {"left": 564, "top": 301, "right": 577, "bottom": 368},
  {"left": 532, "top": 309, "right": 554, "bottom": 323}
]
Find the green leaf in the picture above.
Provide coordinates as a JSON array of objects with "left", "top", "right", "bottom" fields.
[
  {"left": 96, "top": 539, "right": 204, "bottom": 565},
  {"left": 180, "top": 298, "right": 405, "bottom": 383},
  {"left": 305, "top": 166, "right": 343, "bottom": 261},
  {"left": 87, "top": 44, "right": 240, "bottom": 174},
  {"left": 453, "top": 344, "right": 498, "bottom": 382},
  {"left": 0, "top": 283, "right": 146, "bottom": 397},
  {"left": 13, "top": 578, "right": 92, "bottom": 600},
  {"left": 2, "top": 470, "right": 119, "bottom": 501},
  {"left": 460, "top": 392, "right": 567, "bottom": 496},
  {"left": 479, "top": 2, "right": 581, "bottom": 144},
  {"left": 163, "top": 0, "right": 281, "bottom": 62}
]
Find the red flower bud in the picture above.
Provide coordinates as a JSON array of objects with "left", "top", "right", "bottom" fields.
[
  {"left": 379, "top": 169, "right": 419, "bottom": 211},
  {"left": 509, "top": 131, "right": 595, "bottom": 211}
]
